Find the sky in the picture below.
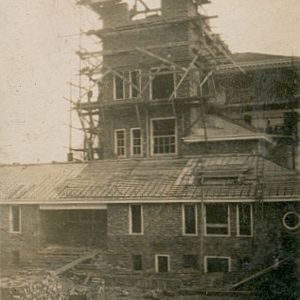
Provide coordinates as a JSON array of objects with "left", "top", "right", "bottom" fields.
[{"left": 0, "top": 0, "right": 299, "bottom": 164}]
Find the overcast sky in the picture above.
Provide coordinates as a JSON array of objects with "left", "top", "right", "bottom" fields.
[{"left": 0, "top": 0, "right": 299, "bottom": 164}]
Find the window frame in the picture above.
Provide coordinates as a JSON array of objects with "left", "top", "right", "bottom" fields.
[
  {"left": 129, "top": 204, "right": 144, "bottom": 235},
  {"left": 129, "top": 70, "right": 141, "bottom": 99},
  {"left": 130, "top": 128, "right": 143, "bottom": 157},
  {"left": 155, "top": 254, "right": 170, "bottom": 273},
  {"left": 114, "top": 129, "right": 126, "bottom": 158},
  {"left": 113, "top": 71, "right": 126, "bottom": 100},
  {"left": 9, "top": 205, "right": 22, "bottom": 234},
  {"left": 236, "top": 204, "right": 253, "bottom": 237},
  {"left": 149, "top": 67, "right": 176, "bottom": 100},
  {"left": 150, "top": 117, "right": 177, "bottom": 156},
  {"left": 204, "top": 256, "right": 231, "bottom": 273},
  {"left": 182, "top": 204, "right": 198, "bottom": 236},
  {"left": 204, "top": 204, "right": 230, "bottom": 237}
]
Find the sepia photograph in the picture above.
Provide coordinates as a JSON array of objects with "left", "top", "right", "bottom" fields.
[{"left": 0, "top": 0, "right": 300, "bottom": 299}]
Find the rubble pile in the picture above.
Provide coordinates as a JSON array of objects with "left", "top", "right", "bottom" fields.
[{"left": 0, "top": 271, "right": 70, "bottom": 300}]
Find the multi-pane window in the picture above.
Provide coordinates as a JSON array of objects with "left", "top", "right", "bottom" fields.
[
  {"left": 130, "top": 70, "right": 140, "bottom": 98},
  {"left": 10, "top": 206, "right": 21, "bottom": 233},
  {"left": 113, "top": 72, "right": 125, "bottom": 100},
  {"left": 114, "top": 129, "right": 126, "bottom": 157},
  {"left": 114, "top": 70, "right": 141, "bottom": 100},
  {"left": 130, "top": 128, "right": 142, "bottom": 156},
  {"left": 205, "top": 256, "right": 231, "bottom": 273},
  {"left": 183, "top": 204, "right": 197, "bottom": 235},
  {"left": 237, "top": 204, "right": 253, "bottom": 236},
  {"left": 132, "top": 255, "right": 143, "bottom": 271},
  {"left": 205, "top": 204, "right": 230, "bottom": 236},
  {"left": 151, "top": 68, "right": 175, "bottom": 99},
  {"left": 155, "top": 255, "right": 170, "bottom": 273},
  {"left": 130, "top": 204, "right": 143, "bottom": 234},
  {"left": 151, "top": 118, "right": 176, "bottom": 155}
]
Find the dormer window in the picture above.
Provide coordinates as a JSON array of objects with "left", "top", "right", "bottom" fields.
[{"left": 196, "top": 175, "right": 240, "bottom": 186}]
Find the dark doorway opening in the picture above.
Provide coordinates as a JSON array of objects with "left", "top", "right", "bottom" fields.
[{"left": 40, "top": 209, "right": 107, "bottom": 248}]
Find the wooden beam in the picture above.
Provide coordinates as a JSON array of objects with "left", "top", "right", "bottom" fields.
[
  {"left": 54, "top": 250, "right": 101, "bottom": 275},
  {"left": 231, "top": 256, "right": 292, "bottom": 289},
  {"left": 137, "top": 0, "right": 151, "bottom": 11},
  {"left": 136, "top": 47, "right": 187, "bottom": 72},
  {"left": 199, "top": 70, "right": 213, "bottom": 89},
  {"left": 169, "top": 49, "right": 202, "bottom": 100},
  {"left": 67, "top": 82, "right": 89, "bottom": 92},
  {"left": 111, "top": 68, "right": 140, "bottom": 91}
]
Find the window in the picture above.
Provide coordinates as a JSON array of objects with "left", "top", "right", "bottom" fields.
[
  {"left": 132, "top": 255, "right": 142, "bottom": 271},
  {"left": 282, "top": 211, "right": 300, "bottom": 230},
  {"left": 129, "top": 204, "right": 143, "bottom": 234},
  {"left": 151, "top": 118, "right": 176, "bottom": 155},
  {"left": 113, "top": 70, "right": 141, "bottom": 100},
  {"left": 205, "top": 256, "right": 231, "bottom": 273},
  {"left": 114, "top": 129, "right": 126, "bottom": 158},
  {"left": 183, "top": 204, "right": 197, "bottom": 235},
  {"left": 237, "top": 204, "right": 253, "bottom": 236},
  {"left": 10, "top": 206, "right": 21, "bottom": 233},
  {"left": 183, "top": 255, "right": 199, "bottom": 269},
  {"left": 113, "top": 72, "right": 125, "bottom": 100},
  {"left": 151, "top": 68, "right": 175, "bottom": 99},
  {"left": 129, "top": 70, "right": 141, "bottom": 98},
  {"left": 130, "top": 128, "right": 142, "bottom": 156},
  {"left": 205, "top": 204, "right": 230, "bottom": 236},
  {"left": 155, "top": 255, "right": 170, "bottom": 273}
]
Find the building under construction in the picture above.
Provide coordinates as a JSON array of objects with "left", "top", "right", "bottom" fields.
[{"left": 0, "top": 0, "right": 300, "bottom": 299}]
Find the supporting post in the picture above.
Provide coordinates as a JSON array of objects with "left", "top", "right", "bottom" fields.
[{"left": 169, "top": 49, "right": 202, "bottom": 100}]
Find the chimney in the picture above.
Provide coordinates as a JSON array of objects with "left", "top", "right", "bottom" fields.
[{"left": 161, "top": 0, "right": 197, "bottom": 18}]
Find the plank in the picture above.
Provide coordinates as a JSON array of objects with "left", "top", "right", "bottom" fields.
[{"left": 54, "top": 249, "right": 101, "bottom": 275}]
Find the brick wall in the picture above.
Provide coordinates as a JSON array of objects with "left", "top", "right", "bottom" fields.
[
  {"left": 102, "top": 104, "right": 190, "bottom": 159},
  {"left": 0, "top": 205, "right": 40, "bottom": 268},
  {"left": 102, "top": 104, "right": 260, "bottom": 159},
  {"left": 106, "top": 202, "right": 298, "bottom": 277}
]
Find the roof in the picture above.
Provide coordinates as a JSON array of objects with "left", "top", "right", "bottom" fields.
[
  {"left": 232, "top": 52, "right": 294, "bottom": 63},
  {"left": 217, "top": 52, "right": 300, "bottom": 74},
  {"left": 0, "top": 155, "right": 298, "bottom": 205},
  {"left": 183, "top": 114, "right": 272, "bottom": 143}
]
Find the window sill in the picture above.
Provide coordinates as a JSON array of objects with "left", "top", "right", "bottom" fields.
[
  {"left": 183, "top": 233, "right": 198, "bottom": 237},
  {"left": 151, "top": 153, "right": 177, "bottom": 157},
  {"left": 204, "top": 234, "right": 230, "bottom": 238},
  {"left": 128, "top": 233, "right": 144, "bottom": 236},
  {"left": 236, "top": 234, "right": 253, "bottom": 238}
]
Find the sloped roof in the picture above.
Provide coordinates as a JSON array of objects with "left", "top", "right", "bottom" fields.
[
  {"left": 183, "top": 114, "right": 271, "bottom": 143},
  {"left": 217, "top": 52, "right": 300, "bottom": 73},
  {"left": 0, "top": 156, "right": 298, "bottom": 204},
  {"left": 232, "top": 52, "right": 293, "bottom": 63}
]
